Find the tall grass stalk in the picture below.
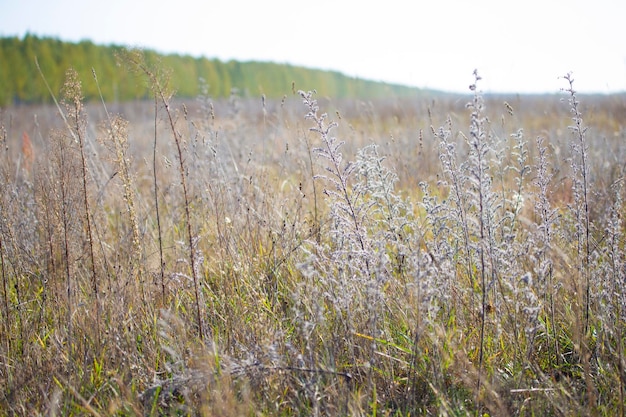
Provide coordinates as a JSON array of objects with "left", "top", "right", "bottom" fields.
[
  {"left": 153, "top": 93, "right": 167, "bottom": 304},
  {"left": 563, "top": 73, "right": 596, "bottom": 410},
  {"left": 466, "top": 71, "right": 491, "bottom": 411},
  {"left": 121, "top": 49, "right": 205, "bottom": 341},
  {"left": 0, "top": 121, "right": 9, "bottom": 355},
  {"left": 563, "top": 73, "right": 592, "bottom": 335},
  {"left": 90, "top": 68, "right": 115, "bottom": 294},
  {"left": 0, "top": 226, "right": 9, "bottom": 354},
  {"left": 532, "top": 135, "right": 560, "bottom": 364},
  {"left": 35, "top": 61, "right": 81, "bottom": 375},
  {"left": 92, "top": 64, "right": 145, "bottom": 305},
  {"left": 64, "top": 68, "right": 101, "bottom": 345}
]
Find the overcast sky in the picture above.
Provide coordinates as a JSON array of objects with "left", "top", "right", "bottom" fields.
[{"left": 1, "top": 0, "right": 625, "bottom": 94}]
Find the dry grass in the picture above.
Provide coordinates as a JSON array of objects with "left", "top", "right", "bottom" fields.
[{"left": 0, "top": 60, "right": 625, "bottom": 416}]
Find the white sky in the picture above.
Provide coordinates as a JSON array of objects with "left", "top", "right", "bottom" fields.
[{"left": 1, "top": 0, "right": 625, "bottom": 94}]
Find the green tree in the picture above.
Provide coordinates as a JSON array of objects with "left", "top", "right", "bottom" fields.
[{"left": 0, "top": 35, "right": 421, "bottom": 105}]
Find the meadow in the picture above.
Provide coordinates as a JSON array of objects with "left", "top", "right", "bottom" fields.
[{"left": 1, "top": 59, "right": 625, "bottom": 416}]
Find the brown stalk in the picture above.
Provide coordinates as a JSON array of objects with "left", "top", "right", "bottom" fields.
[{"left": 123, "top": 51, "right": 204, "bottom": 341}]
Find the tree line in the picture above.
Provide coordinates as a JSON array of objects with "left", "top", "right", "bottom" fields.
[{"left": 0, "top": 34, "right": 422, "bottom": 106}]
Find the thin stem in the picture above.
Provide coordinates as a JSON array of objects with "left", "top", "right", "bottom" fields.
[
  {"left": 73, "top": 86, "right": 100, "bottom": 347},
  {"left": 564, "top": 72, "right": 595, "bottom": 411},
  {"left": 153, "top": 93, "right": 166, "bottom": 305},
  {"left": 127, "top": 51, "right": 204, "bottom": 340},
  {"left": 162, "top": 97, "right": 204, "bottom": 341},
  {"left": 0, "top": 235, "right": 10, "bottom": 353}
]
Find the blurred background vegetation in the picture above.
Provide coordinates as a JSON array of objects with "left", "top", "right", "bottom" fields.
[{"left": 0, "top": 34, "right": 426, "bottom": 105}]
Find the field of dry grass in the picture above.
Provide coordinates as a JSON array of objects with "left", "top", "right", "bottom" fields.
[{"left": 1, "top": 63, "right": 625, "bottom": 416}]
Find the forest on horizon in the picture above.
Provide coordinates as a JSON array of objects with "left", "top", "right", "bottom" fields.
[{"left": 0, "top": 34, "right": 427, "bottom": 106}]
